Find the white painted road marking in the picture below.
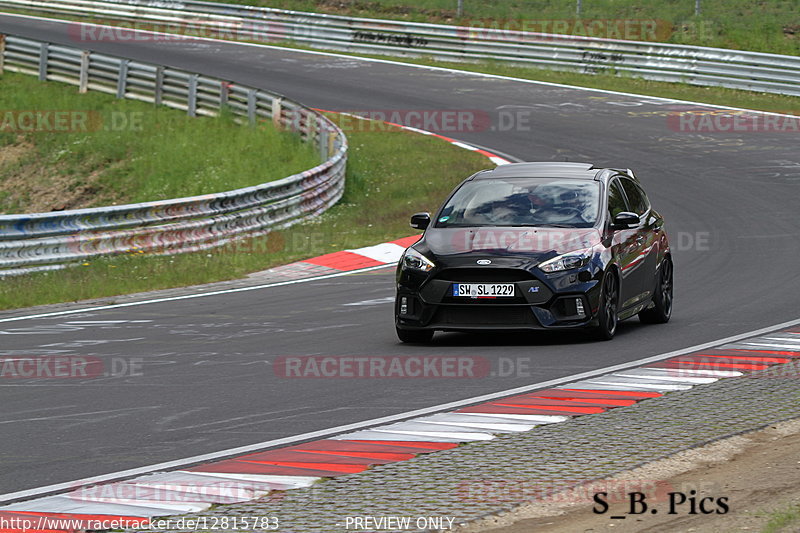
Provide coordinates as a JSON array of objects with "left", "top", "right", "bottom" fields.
[
  {"left": 0, "top": 264, "right": 393, "bottom": 325},
  {"left": 343, "top": 296, "right": 395, "bottom": 307}
]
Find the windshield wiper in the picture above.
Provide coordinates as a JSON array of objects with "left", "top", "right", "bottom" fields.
[
  {"left": 437, "top": 223, "right": 494, "bottom": 228},
  {"left": 529, "top": 224, "right": 575, "bottom": 228},
  {"left": 438, "top": 223, "right": 577, "bottom": 228}
]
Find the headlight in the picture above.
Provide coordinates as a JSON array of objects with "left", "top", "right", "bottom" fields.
[
  {"left": 538, "top": 249, "right": 592, "bottom": 273},
  {"left": 401, "top": 248, "right": 435, "bottom": 272}
]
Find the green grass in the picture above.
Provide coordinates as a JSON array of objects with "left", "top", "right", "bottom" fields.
[
  {"left": 0, "top": 115, "right": 490, "bottom": 310},
  {"left": 202, "top": 0, "right": 800, "bottom": 55},
  {"left": 762, "top": 503, "right": 800, "bottom": 533},
  {"left": 0, "top": 72, "right": 319, "bottom": 213}
]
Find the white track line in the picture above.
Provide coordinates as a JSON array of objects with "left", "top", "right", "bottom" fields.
[
  {"left": 2, "top": 316, "right": 800, "bottom": 504},
  {"left": 0, "top": 264, "right": 392, "bottom": 324}
]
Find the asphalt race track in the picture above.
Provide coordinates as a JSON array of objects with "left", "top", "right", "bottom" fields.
[{"left": 1, "top": 14, "right": 799, "bottom": 495}]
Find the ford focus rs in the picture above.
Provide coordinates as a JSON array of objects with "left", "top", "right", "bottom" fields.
[{"left": 394, "top": 162, "right": 673, "bottom": 343}]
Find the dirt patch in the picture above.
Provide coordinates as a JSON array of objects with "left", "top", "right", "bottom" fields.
[
  {"left": 0, "top": 141, "right": 121, "bottom": 213},
  {"left": 0, "top": 139, "right": 32, "bottom": 166},
  {"left": 459, "top": 418, "right": 800, "bottom": 533}
]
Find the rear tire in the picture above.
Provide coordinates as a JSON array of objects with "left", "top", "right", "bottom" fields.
[
  {"left": 396, "top": 327, "right": 434, "bottom": 344},
  {"left": 593, "top": 271, "right": 619, "bottom": 341},
  {"left": 639, "top": 258, "right": 673, "bottom": 324}
]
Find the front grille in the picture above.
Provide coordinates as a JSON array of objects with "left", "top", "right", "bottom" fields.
[
  {"left": 434, "top": 268, "right": 533, "bottom": 282},
  {"left": 433, "top": 306, "right": 534, "bottom": 326},
  {"left": 442, "top": 292, "right": 528, "bottom": 305}
]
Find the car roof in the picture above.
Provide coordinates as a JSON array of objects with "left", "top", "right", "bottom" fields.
[{"left": 472, "top": 162, "right": 637, "bottom": 182}]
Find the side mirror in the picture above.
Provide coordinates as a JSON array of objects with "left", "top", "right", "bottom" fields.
[
  {"left": 612, "top": 211, "right": 640, "bottom": 229},
  {"left": 410, "top": 212, "right": 431, "bottom": 230}
]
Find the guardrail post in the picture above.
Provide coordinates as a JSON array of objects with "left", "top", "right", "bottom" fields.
[
  {"left": 272, "top": 97, "right": 282, "bottom": 130},
  {"left": 187, "top": 74, "right": 198, "bottom": 117},
  {"left": 318, "top": 125, "right": 329, "bottom": 161},
  {"left": 116, "top": 59, "right": 129, "bottom": 98},
  {"left": 154, "top": 66, "right": 164, "bottom": 106},
  {"left": 0, "top": 35, "right": 5, "bottom": 75},
  {"left": 328, "top": 130, "right": 337, "bottom": 158},
  {"left": 38, "top": 43, "right": 49, "bottom": 81},
  {"left": 307, "top": 112, "right": 317, "bottom": 144},
  {"left": 78, "top": 50, "right": 90, "bottom": 93},
  {"left": 247, "top": 89, "right": 257, "bottom": 124},
  {"left": 219, "top": 81, "right": 230, "bottom": 109}
]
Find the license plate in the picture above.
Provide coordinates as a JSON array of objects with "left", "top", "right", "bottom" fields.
[{"left": 452, "top": 283, "right": 515, "bottom": 298}]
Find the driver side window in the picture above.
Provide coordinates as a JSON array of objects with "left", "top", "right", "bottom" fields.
[
  {"left": 608, "top": 179, "right": 628, "bottom": 218},
  {"left": 620, "top": 178, "right": 649, "bottom": 216}
]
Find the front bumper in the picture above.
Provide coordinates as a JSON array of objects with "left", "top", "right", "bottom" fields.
[{"left": 395, "top": 266, "right": 603, "bottom": 332}]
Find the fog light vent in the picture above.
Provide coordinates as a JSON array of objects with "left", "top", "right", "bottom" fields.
[
  {"left": 400, "top": 296, "right": 409, "bottom": 315},
  {"left": 575, "top": 298, "right": 585, "bottom": 318}
]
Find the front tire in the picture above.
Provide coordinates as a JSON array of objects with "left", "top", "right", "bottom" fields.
[
  {"left": 396, "top": 327, "right": 434, "bottom": 344},
  {"left": 639, "top": 258, "right": 673, "bottom": 324},
  {"left": 593, "top": 271, "right": 619, "bottom": 341}
]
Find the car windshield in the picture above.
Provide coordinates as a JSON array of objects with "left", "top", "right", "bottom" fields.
[{"left": 435, "top": 177, "right": 601, "bottom": 228}]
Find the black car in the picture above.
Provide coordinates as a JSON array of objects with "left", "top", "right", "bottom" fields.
[{"left": 394, "top": 162, "right": 673, "bottom": 342}]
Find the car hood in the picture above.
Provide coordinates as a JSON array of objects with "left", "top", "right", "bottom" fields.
[{"left": 421, "top": 227, "right": 602, "bottom": 266}]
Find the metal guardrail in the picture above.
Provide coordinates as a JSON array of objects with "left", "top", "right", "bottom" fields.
[
  {"left": 0, "top": 33, "right": 347, "bottom": 276},
  {"left": 1, "top": 0, "right": 799, "bottom": 97}
]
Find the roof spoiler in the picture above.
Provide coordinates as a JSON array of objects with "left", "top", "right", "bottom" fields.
[{"left": 606, "top": 167, "right": 639, "bottom": 181}]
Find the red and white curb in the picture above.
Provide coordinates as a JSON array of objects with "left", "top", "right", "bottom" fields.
[
  {"left": 315, "top": 108, "right": 513, "bottom": 167},
  {"left": 380, "top": 123, "right": 511, "bottom": 167},
  {"left": 2, "top": 330, "right": 799, "bottom": 530},
  {"left": 296, "top": 235, "right": 420, "bottom": 272}
]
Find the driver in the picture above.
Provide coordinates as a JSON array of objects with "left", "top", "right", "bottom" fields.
[
  {"left": 526, "top": 190, "right": 554, "bottom": 213},
  {"left": 527, "top": 186, "right": 588, "bottom": 224}
]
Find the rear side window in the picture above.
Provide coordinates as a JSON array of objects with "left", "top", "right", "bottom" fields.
[
  {"left": 620, "top": 178, "right": 649, "bottom": 215},
  {"left": 607, "top": 179, "right": 628, "bottom": 218}
]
